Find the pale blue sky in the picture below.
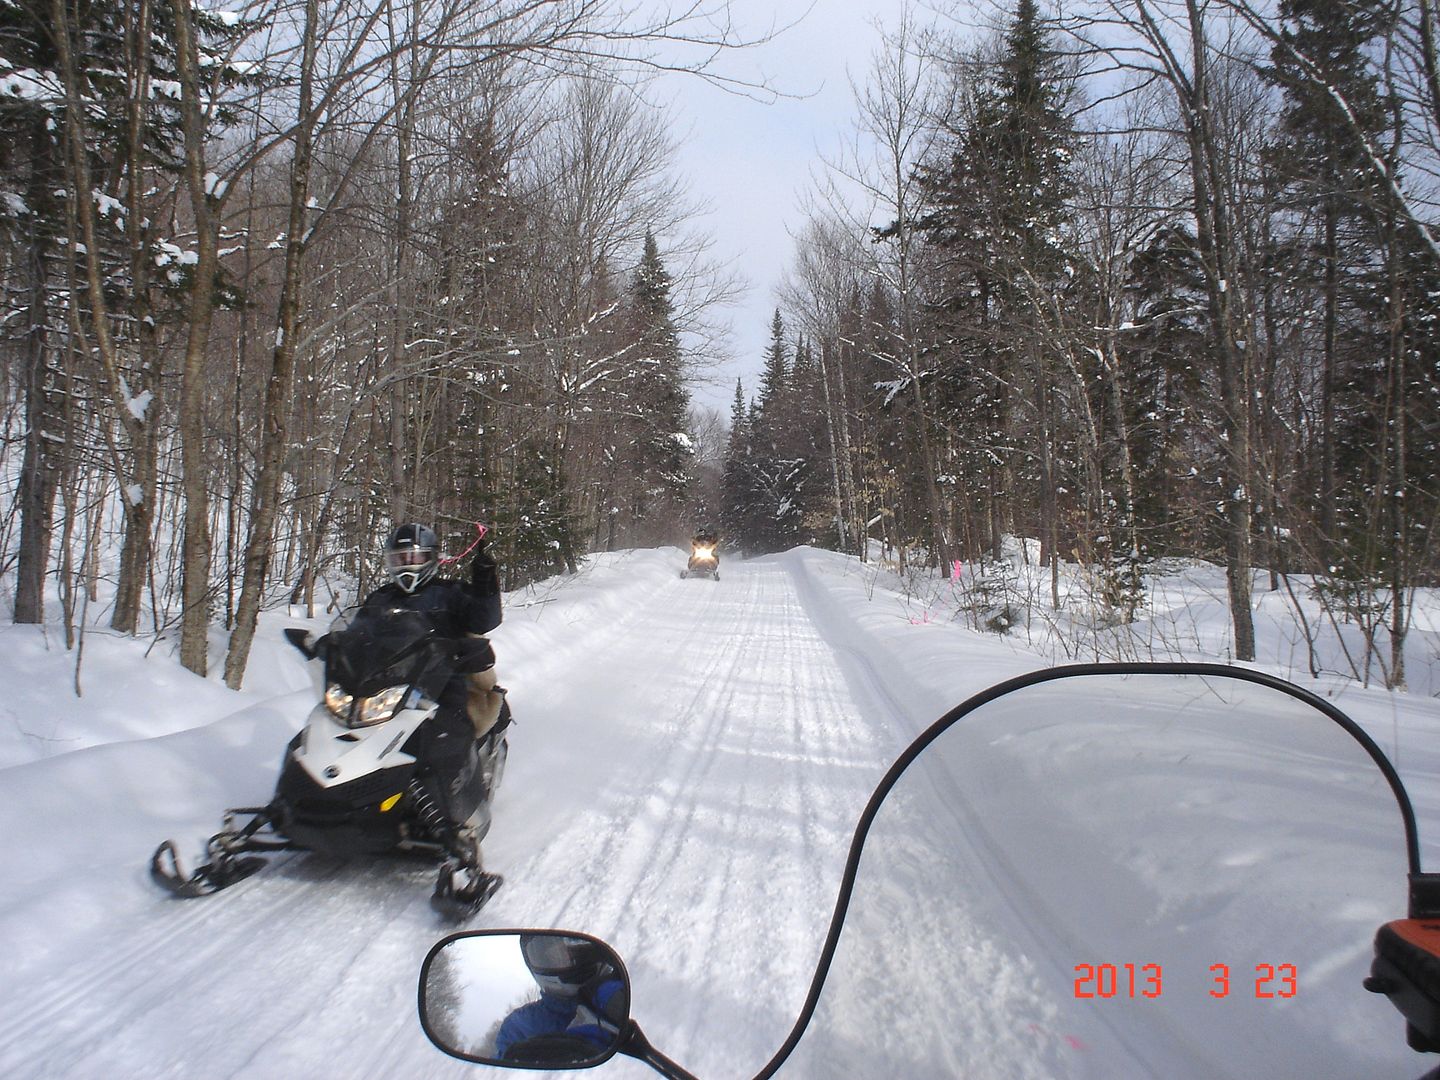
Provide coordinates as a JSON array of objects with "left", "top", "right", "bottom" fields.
[{"left": 662, "top": 0, "right": 921, "bottom": 416}]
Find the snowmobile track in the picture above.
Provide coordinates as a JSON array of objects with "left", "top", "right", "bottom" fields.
[{"left": 0, "top": 854, "right": 443, "bottom": 1079}]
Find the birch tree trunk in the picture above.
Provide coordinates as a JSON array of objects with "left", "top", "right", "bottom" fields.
[
  {"left": 170, "top": 0, "right": 227, "bottom": 674},
  {"left": 1185, "top": 0, "right": 1256, "bottom": 661},
  {"left": 223, "top": 0, "right": 320, "bottom": 689}
]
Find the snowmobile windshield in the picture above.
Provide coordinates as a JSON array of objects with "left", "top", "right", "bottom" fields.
[
  {"left": 321, "top": 606, "right": 455, "bottom": 699},
  {"left": 774, "top": 667, "right": 1417, "bottom": 1080}
]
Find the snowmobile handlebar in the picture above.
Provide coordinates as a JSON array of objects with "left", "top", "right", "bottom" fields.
[
  {"left": 283, "top": 627, "right": 321, "bottom": 660},
  {"left": 285, "top": 618, "right": 491, "bottom": 672}
]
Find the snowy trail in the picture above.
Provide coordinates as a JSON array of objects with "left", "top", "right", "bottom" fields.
[
  {"left": 481, "top": 554, "right": 896, "bottom": 1078},
  {"left": 0, "top": 552, "right": 901, "bottom": 1080},
  {"left": 0, "top": 547, "right": 1431, "bottom": 1078}
]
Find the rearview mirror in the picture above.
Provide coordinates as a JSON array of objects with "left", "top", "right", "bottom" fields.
[{"left": 419, "top": 930, "right": 630, "bottom": 1069}]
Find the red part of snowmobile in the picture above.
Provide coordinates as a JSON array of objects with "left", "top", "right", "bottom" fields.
[{"left": 1368, "top": 875, "right": 1440, "bottom": 1052}]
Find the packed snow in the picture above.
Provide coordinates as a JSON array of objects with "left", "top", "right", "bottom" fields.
[{"left": 0, "top": 546, "right": 1437, "bottom": 1079}]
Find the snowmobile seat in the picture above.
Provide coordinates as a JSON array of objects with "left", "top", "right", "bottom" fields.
[{"left": 1368, "top": 919, "right": 1440, "bottom": 1051}]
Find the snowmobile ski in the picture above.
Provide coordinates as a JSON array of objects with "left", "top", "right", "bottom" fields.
[
  {"left": 150, "top": 807, "right": 291, "bottom": 898},
  {"left": 431, "top": 859, "right": 504, "bottom": 920},
  {"left": 150, "top": 839, "right": 268, "bottom": 898}
]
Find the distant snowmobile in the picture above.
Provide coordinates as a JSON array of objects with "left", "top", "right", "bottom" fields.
[
  {"left": 150, "top": 605, "right": 508, "bottom": 918},
  {"left": 680, "top": 538, "right": 719, "bottom": 581}
]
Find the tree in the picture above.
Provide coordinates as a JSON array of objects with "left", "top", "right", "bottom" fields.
[
  {"left": 1, "top": 0, "right": 68, "bottom": 625},
  {"left": 621, "top": 231, "right": 692, "bottom": 540},
  {"left": 720, "top": 378, "right": 756, "bottom": 550},
  {"left": 1065, "top": 0, "right": 1259, "bottom": 658},
  {"left": 1262, "top": 0, "right": 1393, "bottom": 541},
  {"left": 918, "top": 0, "right": 1079, "bottom": 574}
]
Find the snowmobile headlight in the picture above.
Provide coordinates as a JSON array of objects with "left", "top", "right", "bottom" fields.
[
  {"left": 350, "top": 685, "right": 409, "bottom": 727},
  {"left": 324, "top": 683, "right": 354, "bottom": 718}
]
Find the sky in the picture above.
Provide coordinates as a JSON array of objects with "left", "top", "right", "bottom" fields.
[{"left": 658, "top": 0, "right": 926, "bottom": 416}]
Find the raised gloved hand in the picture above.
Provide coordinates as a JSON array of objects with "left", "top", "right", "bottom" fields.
[{"left": 471, "top": 529, "right": 500, "bottom": 597}]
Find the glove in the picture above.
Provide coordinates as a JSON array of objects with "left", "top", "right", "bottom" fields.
[
  {"left": 455, "top": 636, "right": 496, "bottom": 673},
  {"left": 471, "top": 538, "right": 500, "bottom": 597},
  {"left": 595, "top": 980, "right": 629, "bottom": 1026}
]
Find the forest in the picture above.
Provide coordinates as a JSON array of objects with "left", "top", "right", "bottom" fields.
[
  {"left": 723, "top": 0, "right": 1440, "bottom": 687},
  {"left": 2, "top": 0, "right": 1437, "bottom": 689}
]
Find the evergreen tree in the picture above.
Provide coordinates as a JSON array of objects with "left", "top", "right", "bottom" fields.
[
  {"left": 1263, "top": 0, "right": 1393, "bottom": 542},
  {"left": 917, "top": 0, "right": 1079, "bottom": 563},
  {"left": 727, "top": 378, "right": 749, "bottom": 454},
  {"left": 622, "top": 231, "right": 692, "bottom": 540},
  {"left": 754, "top": 308, "right": 789, "bottom": 436},
  {"left": 720, "top": 379, "right": 757, "bottom": 552},
  {"left": 722, "top": 313, "right": 815, "bottom": 553},
  {"left": 1118, "top": 225, "right": 1211, "bottom": 555}
]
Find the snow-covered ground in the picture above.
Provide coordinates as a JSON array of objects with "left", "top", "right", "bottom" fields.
[{"left": 0, "top": 546, "right": 1437, "bottom": 1078}]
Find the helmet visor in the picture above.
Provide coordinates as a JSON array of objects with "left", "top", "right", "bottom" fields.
[
  {"left": 522, "top": 937, "right": 601, "bottom": 984},
  {"left": 386, "top": 549, "right": 434, "bottom": 569}
]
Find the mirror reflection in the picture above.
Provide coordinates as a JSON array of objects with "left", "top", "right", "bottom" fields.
[{"left": 422, "top": 931, "right": 629, "bottom": 1067}]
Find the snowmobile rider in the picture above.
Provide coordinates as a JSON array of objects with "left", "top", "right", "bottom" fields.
[
  {"left": 281, "top": 521, "right": 508, "bottom": 912},
  {"left": 495, "top": 935, "right": 628, "bottom": 1064},
  {"left": 358, "top": 522, "right": 509, "bottom": 816}
]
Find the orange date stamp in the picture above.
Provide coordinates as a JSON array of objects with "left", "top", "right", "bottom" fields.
[{"left": 1073, "top": 963, "right": 1298, "bottom": 999}]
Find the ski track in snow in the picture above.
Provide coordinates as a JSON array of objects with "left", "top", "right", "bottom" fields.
[
  {"left": 0, "top": 548, "right": 1431, "bottom": 1078},
  {"left": 481, "top": 556, "right": 895, "bottom": 1079}
]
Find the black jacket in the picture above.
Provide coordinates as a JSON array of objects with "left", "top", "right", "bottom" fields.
[{"left": 358, "top": 549, "right": 502, "bottom": 640}]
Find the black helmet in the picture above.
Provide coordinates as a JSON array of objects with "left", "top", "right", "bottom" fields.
[
  {"left": 385, "top": 523, "right": 439, "bottom": 593},
  {"left": 519, "top": 934, "right": 606, "bottom": 998}
]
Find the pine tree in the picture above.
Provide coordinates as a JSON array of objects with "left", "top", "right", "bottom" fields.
[
  {"left": 720, "top": 379, "right": 756, "bottom": 552},
  {"left": 754, "top": 308, "right": 789, "bottom": 439},
  {"left": 917, "top": 0, "right": 1079, "bottom": 565},
  {"left": 724, "top": 313, "right": 815, "bottom": 553},
  {"left": 1118, "top": 225, "right": 1211, "bottom": 555},
  {"left": 1263, "top": 0, "right": 1393, "bottom": 543},
  {"left": 727, "top": 378, "right": 749, "bottom": 454},
  {"left": 788, "top": 337, "right": 834, "bottom": 543},
  {"left": 622, "top": 231, "right": 692, "bottom": 541}
]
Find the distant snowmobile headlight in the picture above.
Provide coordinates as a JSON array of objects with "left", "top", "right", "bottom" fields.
[
  {"left": 692, "top": 545, "right": 715, "bottom": 561},
  {"left": 350, "top": 685, "right": 409, "bottom": 727}
]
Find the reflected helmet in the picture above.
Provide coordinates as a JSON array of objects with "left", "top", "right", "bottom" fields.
[
  {"left": 520, "top": 935, "right": 606, "bottom": 998},
  {"left": 384, "top": 523, "right": 439, "bottom": 593}
]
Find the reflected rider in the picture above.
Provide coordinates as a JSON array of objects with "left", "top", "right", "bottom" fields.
[{"left": 496, "top": 935, "right": 628, "bottom": 1064}]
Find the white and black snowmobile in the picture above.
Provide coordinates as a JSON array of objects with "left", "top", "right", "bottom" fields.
[{"left": 150, "top": 605, "right": 509, "bottom": 918}]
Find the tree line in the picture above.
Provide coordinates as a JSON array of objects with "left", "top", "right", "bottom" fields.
[
  {"left": 721, "top": 0, "right": 1439, "bottom": 688},
  {"left": 1, "top": 0, "right": 741, "bottom": 686}
]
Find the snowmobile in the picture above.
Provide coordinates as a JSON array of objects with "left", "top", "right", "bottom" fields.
[
  {"left": 151, "top": 605, "right": 509, "bottom": 918},
  {"left": 414, "top": 663, "right": 1440, "bottom": 1077},
  {"left": 679, "top": 541, "right": 719, "bottom": 581}
]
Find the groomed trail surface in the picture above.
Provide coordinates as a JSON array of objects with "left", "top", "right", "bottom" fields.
[{"left": 0, "top": 548, "right": 1431, "bottom": 1079}]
